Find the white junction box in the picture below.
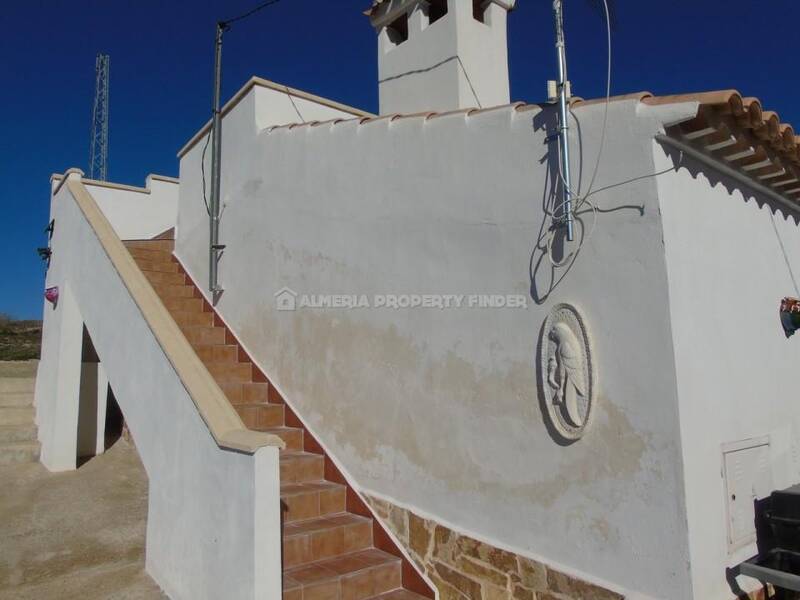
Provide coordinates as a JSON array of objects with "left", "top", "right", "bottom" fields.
[{"left": 722, "top": 437, "right": 772, "bottom": 552}]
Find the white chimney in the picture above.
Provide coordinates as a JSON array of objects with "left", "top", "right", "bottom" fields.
[{"left": 366, "top": 0, "right": 516, "bottom": 115}]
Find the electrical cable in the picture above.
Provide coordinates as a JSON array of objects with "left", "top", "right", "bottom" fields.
[
  {"left": 201, "top": 0, "right": 282, "bottom": 218},
  {"left": 546, "top": 0, "right": 610, "bottom": 267},
  {"left": 285, "top": 86, "right": 306, "bottom": 123},
  {"left": 582, "top": 0, "right": 612, "bottom": 200},
  {"left": 222, "top": 0, "right": 281, "bottom": 26},
  {"left": 770, "top": 212, "right": 800, "bottom": 297},
  {"left": 200, "top": 128, "right": 212, "bottom": 217},
  {"left": 456, "top": 56, "right": 483, "bottom": 109}
]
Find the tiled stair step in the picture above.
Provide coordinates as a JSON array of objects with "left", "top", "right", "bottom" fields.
[
  {"left": 281, "top": 480, "right": 347, "bottom": 523},
  {"left": 283, "top": 548, "right": 402, "bottom": 600},
  {"left": 151, "top": 283, "right": 195, "bottom": 299},
  {"left": 126, "top": 246, "right": 173, "bottom": 262},
  {"left": 143, "top": 270, "right": 185, "bottom": 286},
  {"left": 206, "top": 360, "right": 252, "bottom": 383},
  {"left": 0, "top": 407, "right": 35, "bottom": 426},
  {"left": 219, "top": 382, "right": 270, "bottom": 404},
  {"left": 280, "top": 451, "right": 325, "bottom": 484},
  {"left": 183, "top": 326, "right": 226, "bottom": 346},
  {"left": 127, "top": 239, "right": 432, "bottom": 600},
  {"left": 196, "top": 344, "right": 239, "bottom": 364},
  {"left": 172, "top": 310, "right": 215, "bottom": 328},
  {"left": 283, "top": 512, "right": 373, "bottom": 569},
  {"left": 162, "top": 296, "right": 205, "bottom": 313},
  {"left": 0, "top": 392, "right": 34, "bottom": 407},
  {"left": 0, "top": 441, "right": 40, "bottom": 465},
  {"left": 261, "top": 427, "right": 304, "bottom": 451},
  {"left": 136, "top": 259, "right": 179, "bottom": 274},
  {"left": 0, "top": 425, "right": 37, "bottom": 443},
  {"left": 125, "top": 240, "right": 175, "bottom": 252},
  {"left": 0, "top": 378, "right": 35, "bottom": 394},
  {"left": 236, "top": 403, "right": 284, "bottom": 429}
]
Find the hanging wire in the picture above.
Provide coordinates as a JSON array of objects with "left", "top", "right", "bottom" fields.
[
  {"left": 770, "top": 212, "right": 800, "bottom": 297},
  {"left": 546, "top": 0, "right": 611, "bottom": 267},
  {"left": 200, "top": 0, "right": 283, "bottom": 216},
  {"left": 456, "top": 56, "right": 482, "bottom": 109},
  {"left": 285, "top": 86, "right": 306, "bottom": 122},
  {"left": 222, "top": 0, "right": 281, "bottom": 26},
  {"left": 200, "top": 128, "right": 212, "bottom": 216}
]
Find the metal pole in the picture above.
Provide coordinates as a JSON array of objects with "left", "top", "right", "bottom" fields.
[
  {"left": 209, "top": 22, "right": 226, "bottom": 293},
  {"left": 553, "top": 0, "right": 575, "bottom": 241}
]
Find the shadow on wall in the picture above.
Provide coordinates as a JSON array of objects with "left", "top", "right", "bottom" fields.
[
  {"left": 659, "top": 142, "right": 800, "bottom": 227},
  {"left": 527, "top": 107, "right": 645, "bottom": 305}
]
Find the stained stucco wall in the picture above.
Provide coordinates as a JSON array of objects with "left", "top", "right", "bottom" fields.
[
  {"left": 656, "top": 144, "right": 800, "bottom": 599},
  {"left": 175, "top": 91, "right": 699, "bottom": 598}
]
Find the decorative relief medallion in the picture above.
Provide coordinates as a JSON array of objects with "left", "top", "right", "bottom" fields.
[{"left": 539, "top": 303, "right": 596, "bottom": 441}]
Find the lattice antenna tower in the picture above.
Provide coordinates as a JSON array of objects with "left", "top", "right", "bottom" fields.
[{"left": 89, "top": 53, "right": 110, "bottom": 181}]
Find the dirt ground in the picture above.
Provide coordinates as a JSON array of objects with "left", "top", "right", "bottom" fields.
[{"left": 0, "top": 438, "right": 165, "bottom": 599}]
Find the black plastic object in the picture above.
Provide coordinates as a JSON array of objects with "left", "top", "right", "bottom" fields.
[{"left": 740, "top": 484, "right": 800, "bottom": 593}]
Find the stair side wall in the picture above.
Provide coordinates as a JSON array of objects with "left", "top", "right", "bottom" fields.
[{"left": 35, "top": 179, "right": 282, "bottom": 600}]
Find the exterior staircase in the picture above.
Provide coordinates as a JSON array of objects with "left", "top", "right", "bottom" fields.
[
  {"left": 124, "top": 238, "right": 432, "bottom": 600},
  {"left": 0, "top": 361, "right": 40, "bottom": 465}
]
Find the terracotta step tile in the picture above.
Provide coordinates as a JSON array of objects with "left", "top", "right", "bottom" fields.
[
  {"left": 136, "top": 259, "right": 179, "bottom": 274},
  {"left": 124, "top": 239, "right": 175, "bottom": 252},
  {"left": 283, "top": 575, "right": 302, "bottom": 600},
  {"left": 151, "top": 283, "right": 195, "bottom": 299},
  {"left": 144, "top": 270, "right": 185, "bottom": 286},
  {"left": 127, "top": 246, "right": 173, "bottom": 262},
  {"left": 285, "top": 549, "right": 402, "bottom": 600},
  {"left": 281, "top": 480, "right": 346, "bottom": 522},
  {"left": 172, "top": 310, "right": 215, "bottom": 328},
  {"left": 217, "top": 382, "right": 243, "bottom": 403},
  {"left": 218, "top": 381, "right": 272, "bottom": 404},
  {"left": 207, "top": 361, "right": 252, "bottom": 383},
  {"left": 236, "top": 403, "right": 284, "bottom": 429},
  {"left": 243, "top": 382, "right": 270, "bottom": 403},
  {"left": 280, "top": 451, "right": 325, "bottom": 484},
  {"left": 262, "top": 427, "right": 304, "bottom": 452},
  {"left": 196, "top": 344, "right": 238, "bottom": 364},
  {"left": 183, "top": 326, "right": 226, "bottom": 346},
  {"left": 283, "top": 512, "right": 373, "bottom": 568},
  {"left": 163, "top": 297, "right": 204, "bottom": 313}
]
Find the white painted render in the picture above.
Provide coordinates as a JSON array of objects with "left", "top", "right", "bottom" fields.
[
  {"left": 175, "top": 86, "right": 706, "bottom": 598},
  {"left": 656, "top": 144, "right": 800, "bottom": 599},
  {"left": 370, "top": 0, "right": 513, "bottom": 114},
  {"left": 35, "top": 174, "right": 282, "bottom": 600},
  {"left": 81, "top": 175, "right": 178, "bottom": 240}
]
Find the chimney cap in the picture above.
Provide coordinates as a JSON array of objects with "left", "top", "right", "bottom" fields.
[{"left": 364, "top": 0, "right": 516, "bottom": 19}]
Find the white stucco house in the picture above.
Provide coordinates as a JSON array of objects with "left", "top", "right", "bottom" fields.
[{"left": 34, "top": 1, "right": 800, "bottom": 599}]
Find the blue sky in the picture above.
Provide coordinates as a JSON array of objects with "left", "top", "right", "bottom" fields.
[{"left": 1, "top": 0, "right": 797, "bottom": 319}]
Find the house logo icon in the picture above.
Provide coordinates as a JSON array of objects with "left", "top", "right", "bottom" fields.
[{"left": 274, "top": 287, "right": 298, "bottom": 311}]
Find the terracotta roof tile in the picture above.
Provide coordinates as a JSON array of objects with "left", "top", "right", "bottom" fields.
[{"left": 647, "top": 90, "right": 800, "bottom": 202}]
